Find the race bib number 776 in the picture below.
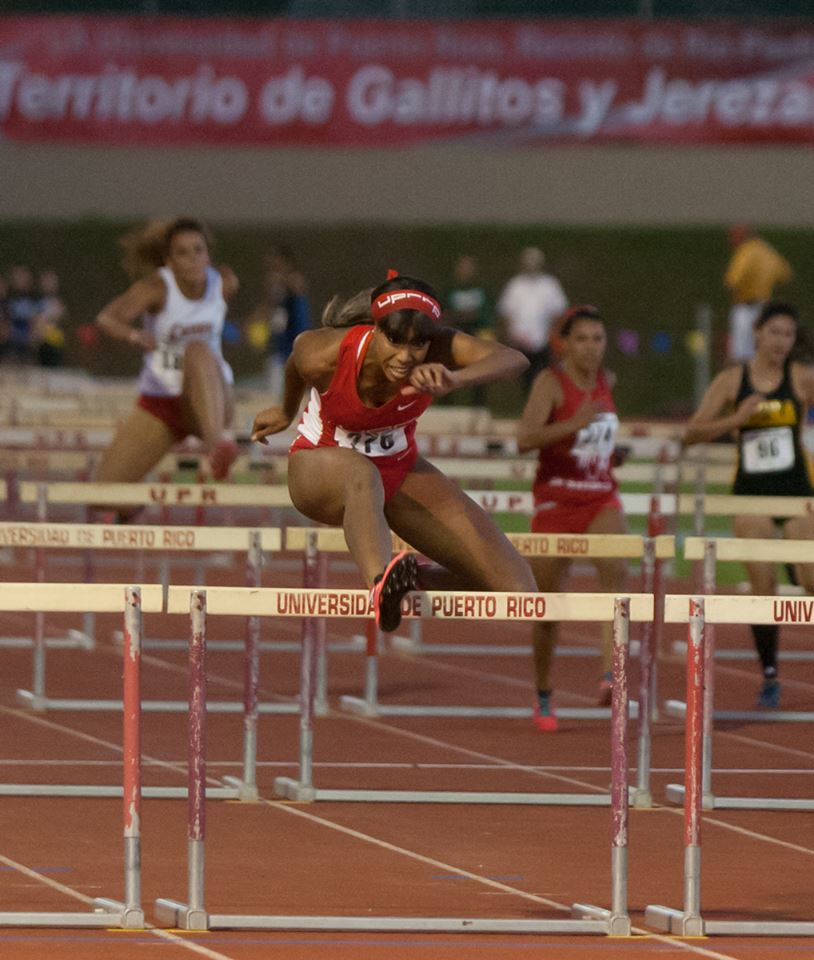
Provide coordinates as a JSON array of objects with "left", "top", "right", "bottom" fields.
[{"left": 334, "top": 425, "right": 408, "bottom": 458}]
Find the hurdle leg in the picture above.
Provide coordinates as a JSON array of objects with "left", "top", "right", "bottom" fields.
[
  {"left": 224, "top": 531, "right": 263, "bottom": 801},
  {"left": 572, "top": 597, "right": 631, "bottom": 934},
  {"left": 17, "top": 488, "right": 49, "bottom": 709},
  {"left": 340, "top": 620, "right": 381, "bottom": 716},
  {"left": 633, "top": 538, "right": 655, "bottom": 807},
  {"left": 314, "top": 551, "right": 329, "bottom": 716},
  {"left": 155, "top": 589, "right": 210, "bottom": 930},
  {"left": 0, "top": 584, "right": 150, "bottom": 928},
  {"left": 93, "top": 586, "right": 145, "bottom": 928},
  {"left": 700, "top": 541, "right": 717, "bottom": 808},
  {"left": 645, "top": 597, "right": 705, "bottom": 935}
]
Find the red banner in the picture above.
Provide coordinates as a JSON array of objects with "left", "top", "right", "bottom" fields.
[{"left": 1, "top": 16, "right": 813, "bottom": 146}]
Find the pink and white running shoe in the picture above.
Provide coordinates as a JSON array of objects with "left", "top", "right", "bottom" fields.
[{"left": 370, "top": 551, "right": 419, "bottom": 633}]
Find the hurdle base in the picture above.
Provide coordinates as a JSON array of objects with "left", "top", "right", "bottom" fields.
[
  {"left": 571, "top": 903, "right": 631, "bottom": 936},
  {"left": 664, "top": 783, "right": 715, "bottom": 810},
  {"left": 644, "top": 905, "right": 704, "bottom": 936},
  {"left": 665, "top": 782, "right": 814, "bottom": 811},
  {"left": 92, "top": 898, "right": 144, "bottom": 929},
  {"left": 671, "top": 640, "right": 814, "bottom": 662},
  {"left": 387, "top": 637, "right": 642, "bottom": 659},
  {"left": 0, "top": 910, "right": 132, "bottom": 928},
  {"left": 340, "top": 696, "right": 638, "bottom": 720},
  {"left": 14, "top": 689, "right": 298, "bottom": 714},
  {"left": 15, "top": 688, "right": 46, "bottom": 711},
  {"left": 274, "top": 776, "right": 316, "bottom": 802},
  {"left": 0, "top": 629, "right": 94, "bottom": 651},
  {"left": 273, "top": 776, "right": 621, "bottom": 805},
  {"left": 115, "top": 629, "right": 364, "bottom": 654},
  {"left": 632, "top": 788, "right": 653, "bottom": 809},
  {"left": 153, "top": 898, "right": 208, "bottom": 931},
  {"left": 201, "top": 914, "right": 608, "bottom": 933},
  {"left": 221, "top": 775, "right": 259, "bottom": 802},
  {"left": 665, "top": 698, "right": 814, "bottom": 723},
  {"left": 0, "top": 783, "right": 241, "bottom": 799}
]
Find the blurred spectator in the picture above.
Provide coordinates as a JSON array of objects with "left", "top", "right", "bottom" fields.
[
  {"left": 2, "top": 265, "right": 40, "bottom": 364},
  {"left": 725, "top": 225, "right": 793, "bottom": 364},
  {"left": 444, "top": 253, "right": 492, "bottom": 406},
  {"left": 249, "top": 245, "right": 311, "bottom": 400},
  {"left": 0, "top": 275, "right": 9, "bottom": 351},
  {"left": 34, "top": 269, "right": 67, "bottom": 367},
  {"left": 497, "top": 246, "right": 568, "bottom": 389}
]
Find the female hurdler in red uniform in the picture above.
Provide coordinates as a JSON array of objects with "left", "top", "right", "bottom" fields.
[
  {"left": 251, "top": 272, "right": 537, "bottom": 632},
  {"left": 517, "top": 306, "right": 627, "bottom": 731}
]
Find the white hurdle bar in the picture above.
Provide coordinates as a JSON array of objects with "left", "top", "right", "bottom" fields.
[
  {"left": 0, "top": 584, "right": 154, "bottom": 928},
  {"left": 662, "top": 592, "right": 814, "bottom": 813},
  {"left": 155, "top": 587, "right": 635, "bottom": 935},
  {"left": 16, "top": 480, "right": 682, "bottom": 539},
  {"left": 647, "top": 596, "right": 814, "bottom": 935}
]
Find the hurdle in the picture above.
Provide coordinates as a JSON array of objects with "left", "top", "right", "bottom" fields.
[
  {"left": 0, "top": 487, "right": 97, "bottom": 651},
  {"left": 0, "top": 574, "right": 246, "bottom": 801},
  {"left": 286, "top": 529, "right": 667, "bottom": 806},
  {"left": 646, "top": 596, "right": 814, "bottom": 935},
  {"left": 674, "top": 535, "right": 814, "bottom": 664},
  {"left": 162, "top": 585, "right": 649, "bottom": 806},
  {"left": 4, "top": 522, "right": 292, "bottom": 718},
  {"left": 286, "top": 528, "right": 667, "bottom": 723},
  {"left": 662, "top": 592, "right": 814, "bottom": 813},
  {"left": 0, "top": 584, "right": 154, "bottom": 928},
  {"left": 155, "top": 587, "right": 633, "bottom": 934}
]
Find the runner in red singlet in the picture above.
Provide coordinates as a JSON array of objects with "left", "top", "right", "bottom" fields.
[
  {"left": 251, "top": 272, "right": 537, "bottom": 633},
  {"left": 517, "top": 306, "right": 627, "bottom": 731}
]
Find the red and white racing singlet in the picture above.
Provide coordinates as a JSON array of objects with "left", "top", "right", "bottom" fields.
[
  {"left": 533, "top": 366, "right": 619, "bottom": 507},
  {"left": 290, "top": 325, "right": 433, "bottom": 498}
]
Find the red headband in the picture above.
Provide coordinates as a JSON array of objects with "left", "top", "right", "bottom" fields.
[{"left": 371, "top": 289, "right": 442, "bottom": 324}]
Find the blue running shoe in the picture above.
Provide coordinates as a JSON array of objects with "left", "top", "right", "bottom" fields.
[{"left": 757, "top": 679, "right": 781, "bottom": 709}]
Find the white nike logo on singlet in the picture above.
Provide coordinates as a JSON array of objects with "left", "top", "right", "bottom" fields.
[{"left": 397, "top": 401, "right": 415, "bottom": 411}]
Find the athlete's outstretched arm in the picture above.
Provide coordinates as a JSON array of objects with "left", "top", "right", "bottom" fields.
[
  {"left": 251, "top": 328, "right": 340, "bottom": 443},
  {"left": 96, "top": 275, "right": 165, "bottom": 351},
  {"left": 402, "top": 330, "right": 528, "bottom": 397}
]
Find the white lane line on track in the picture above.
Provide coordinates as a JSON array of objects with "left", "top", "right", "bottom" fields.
[
  {"left": 5, "top": 757, "right": 814, "bottom": 775},
  {"left": 6, "top": 694, "right": 813, "bottom": 864},
  {"left": 0, "top": 704, "right": 224, "bottom": 790},
  {"left": 697, "top": 816, "right": 814, "bottom": 857},
  {"left": 391, "top": 644, "right": 601, "bottom": 704},
  {"left": 0, "top": 853, "right": 236, "bottom": 960},
  {"left": 263, "top": 798, "right": 741, "bottom": 960}
]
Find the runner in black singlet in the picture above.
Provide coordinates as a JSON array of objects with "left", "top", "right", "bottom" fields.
[{"left": 685, "top": 302, "right": 814, "bottom": 709}]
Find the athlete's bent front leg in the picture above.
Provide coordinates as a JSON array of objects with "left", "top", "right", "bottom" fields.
[
  {"left": 529, "top": 555, "right": 570, "bottom": 694},
  {"left": 288, "top": 447, "right": 392, "bottom": 586},
  {"left": 94, "top": 406, "right": 176, "bottom": 521},
  {"left": 182, "top": 341, "right": 237, "bottom": 479}
]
